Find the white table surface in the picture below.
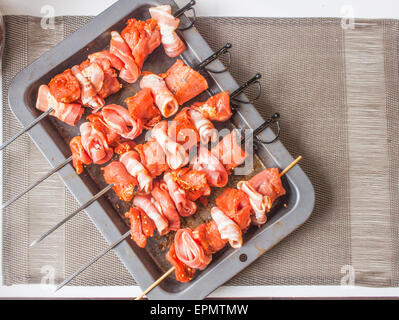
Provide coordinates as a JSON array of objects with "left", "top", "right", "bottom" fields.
[{"left": 0, "top": 0, "right": 398, "bottom": 299}]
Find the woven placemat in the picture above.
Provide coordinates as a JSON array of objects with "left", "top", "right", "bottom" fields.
[{"left": 2, "top": 15, "right": 398, "bottom": 288}]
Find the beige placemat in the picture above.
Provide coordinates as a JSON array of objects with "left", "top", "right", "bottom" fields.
[{"left": 2, "top": 16, "right": 398, "bottom": 288}]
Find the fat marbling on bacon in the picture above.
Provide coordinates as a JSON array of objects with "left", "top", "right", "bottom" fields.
[
  {"left": 140, "top": 73, "right": 179, "bottom": 118},
  {"left": 110, "top": 31, "right": 140, "bottom": 84},
  {"left": 151, "top": 121, "right": 188, "bottom": 170},
  {"left": 101, "top": 104, "right": 143, "bottom": 140},
  {"left": 80, "top": 121, "right": 113, "bottom": 164},
  {"left": 133, "top": 195, "right": 169, "bottom": 235},
  {"left": 210, "top": 206, "right": 243, "bottom": 249},
  {"left": 119, "top": 150, "right": 153, "bottom": 194},
  {"left": 149, "top": 5, "right": 186, "bottom": 58},
  {"left": 151, "top": 181, "right": 180, "bottom": 231}
]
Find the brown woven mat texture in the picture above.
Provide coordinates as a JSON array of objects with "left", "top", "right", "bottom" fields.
[{"left": 2, "top": 15, "right": 399, "bottom": 288}]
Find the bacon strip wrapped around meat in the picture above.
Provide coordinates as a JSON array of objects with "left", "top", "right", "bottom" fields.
[
  {"left": 80, "top": 122, "right": 113, "bottom": 164},
  {"left": 163, "top": 59, "right": 208, "bottom": 105},
  {"left": 151, "top": 121, "right": 188, "bottom": 170},
  {"left": 168, "top": 108, "right": 199, "bottom": 151},
  {"left": 133, "top": 195, "right": 169, "bottom": 235},
  {"left": 140, "top": 74, "right": 179, "bottom": 118},
  {"left": 174, "top": 228, "right": 212, "bottom": 270},
  {"left": 125, "top": 88, "right": 161, "bottom": 129},
  {"left": 101, "top": 104, "right": 143, "bottom": 140},
  {"left": 149, "top": 5, "right": 186, "bottom": 57},
  {"left": 86, "top": 113, "right": 120, "bottom": 146},
  {"left": 192, "top": 91, "right": 232, "bottom": 122},
  {"left": 166, "top": 243, "right": 195, "bottom": 283},
  {"left": 216, "top": 188, "right": 252, "bottom": 230},
  {"left": 88, "top": 50, "right": 124, "bottom": 71},
  {"left": 120, "top": 150, "right": 153, "bottom": 194},
  {"left": 69, "top": 136, "right": 92, "bottom": 175},
  {"left": 102, "top": 161, "right": 138, "bottom": 202},
  {"left": 36, "top": 85, "right": 84, "bottom": 126},
  {"left": 210, "top": 206, "right": 243, "bottom": 249},
  {"left": 121, "top": 18, "right": 161, "bottom": 69},
  {"left": 188, "top": 108, "right": 217, "bottom": 145},
  {"left": 211, "top": 130, "right": 248, "bottom": 172},
  {"left": 190, "top": 146, "right": 228, "bottom": 188},
  {"left": 125, "top": 207, "right": 156, "bottom": 248},
  {"left": 238, "top": 168, "right": 286, "bottom": 225},
  {"left": 110, "top": 31, "right": 140, "bottom": 83},
  {"left": 151, "top": 181, "right": 180, "bottom": 231},
  {"left": 71, "top": 64, "right": 105, "bottom": 112},
  {"left": 163, "top": 172, "right": 196, "bottom": 217}
]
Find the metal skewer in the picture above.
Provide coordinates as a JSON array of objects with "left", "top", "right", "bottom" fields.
[
  {"left": 30, "top": 183, "right": 114, "bottom": 247},
  {"left": 2, "top": 44, "right": 232, "bottom": 210},
  {"left": 55, "top": 114, "right": 281, "bottom": 292},
  {"left": 0, "top": 107, "right": 53, "bottom": 152},
  {"left": 0, "top": 1, "right": 198, "bottom": 154},
  {"left": 135, "top": 155, "right": 303, "bottom": 300}
]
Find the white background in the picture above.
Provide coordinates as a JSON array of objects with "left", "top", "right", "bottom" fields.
[{"left": 0, "top": 0, "right": 398, "bottom": 298}]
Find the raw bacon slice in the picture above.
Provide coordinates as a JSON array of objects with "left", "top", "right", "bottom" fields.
[
  {"left": 149, "top": 5, "right": 186, "bottom": 57},
  {"left": 120, "top": 150, "right": 153, "bottom": 194},
  {"left": 114, "top": 140, "right": 136, "bottom": 155},
  {"left": 36, "top": 85, "right": 83, "bottom": 126},
  {"left": 80, "top": 60, "right": 104, "bottom": 93},
  {"left": 192, "top": 91, "right": 232, "bottom": 122},
  {"left": 86, "top": 113, "right": 120, "bottom": 146},
  {"left": 168, "top": 108, "right": 199, "bottom": 151},
  {"left": 48, "top": 69, "right": 81, "bottom": 103},
  {"left": 121, "top": 18, "right": 161, "bottom": 69},
  {"left": 190, "top": 146, "right": 228, "bottom": 188},
  {"left": 164, "top": 59, "right": 208, "bottom": 105},
  {"left": 133, "top": 195, "right": 169, "bottom": 235},
  {"left": 237, "top": 180, "right": 272, "bottom": 225},
  {"left": 69, "top": 136, "right": 92, "bottom": 175},
  {"left": 151, "top": 121, "right": 188, "bottom": 170},
  {"left": 216, "top": 188, "right": 252, "bottom": 230},
  {"left": 164, "top": 172, "right": 196, "bottom": 217},
  {"left": 80, "top": 122, "right": 113, "bottom": 164},
  {"left": 140, "top": 74, "right": 179, "bottom": 118},
  {"left": 125, "top": 88, "right": 161, "bottom": 129},
  {"left": 101, "top": 104, "right": 143, "bottom": 140},
  {"left": 151, "top": 181, "right": 180, "bottom": 231},
  {"left": 192, "top": 221, "right": 227, "bottom": 256},
  {"left": 171, "top": 167, "right": 211, "bottom": 202},
  {"left": 188, "top": 108, "right": 217, "bottom": 145},
  {"left": 102, "top": 161, "right": 138, "bottom": 202},
  {"left": 110, "top": 31, "right": 140, "bottom": 83},
  {"left": 125, "top": 207, "right": 156, "bottom": 248},
  {"left": 166, "top": 243, "right": 195, "bottom": 282},
  {"left": 134, "top": 141, "right": 168, "bottom": 177},
  {"left": 211, "top": 207, "right": 243, "bottom": 249},
  {"left": 248, "top": 167, "right": 286, "bottom": 203},
  {"left": 211, "top": 130, "right": 248, "bottom": 172},
  {"left": 71, "top": 65, "right": 105, "bottom": 111},
  {"left": 88, "top": 50, "right": 124, "bottom": 71},
  {"left": 174, "top": 228, "right": 212, "bottom": 270}
]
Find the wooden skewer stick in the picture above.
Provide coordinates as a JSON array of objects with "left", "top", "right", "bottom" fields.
[{"left": 134, "top": 155, "right": 303, "bottom": 300}]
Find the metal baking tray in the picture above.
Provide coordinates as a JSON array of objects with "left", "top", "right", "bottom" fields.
[{"left": 7, "top": 0, "right": 315, "bottom": 299}]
